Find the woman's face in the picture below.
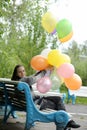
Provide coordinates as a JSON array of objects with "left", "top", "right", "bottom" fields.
[{"left": 17, "top": 66, "right": 26, "bottom": 78}]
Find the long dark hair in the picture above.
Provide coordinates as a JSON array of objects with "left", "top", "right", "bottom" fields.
[
  {"left": 11, "top": 64, "right": 24, "bottom": 81},
  {"left": 11, "top": 65, "right": 33, "bottom": 91}
]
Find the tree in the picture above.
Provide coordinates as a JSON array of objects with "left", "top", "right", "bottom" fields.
[
  {"left": 0, "top": 0, "right": 58, "bottom": 78},
  {"left": 65, "top": 40, "right": 87, "bottom": 85}
]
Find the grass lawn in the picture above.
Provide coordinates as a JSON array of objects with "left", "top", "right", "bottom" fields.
[
  {"left": 60, "top": 84, "right": 87, "bottom": 105},
  {"left": 73, "top": 97, "right": 87, "bottom": 105},
  {"left": 64, "top": 96, "right": 87, "bottom": 105}
]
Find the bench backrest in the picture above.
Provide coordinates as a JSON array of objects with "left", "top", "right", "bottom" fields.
[
  {"left": 0, "top": 79, "right": 26, "bottom": 110},
  {"left": 0, "top": 83, "right": 5, "bottom": 105}
]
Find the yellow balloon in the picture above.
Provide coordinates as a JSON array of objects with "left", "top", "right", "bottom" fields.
[
  {"left": 56, "top": 53, "right": 71, "bottom": 67},
  {"left": 47, "top": 49, "right": 61, "bottom": 66},
  {"left": 62, "top": 54, "right": 71, "bottom": 63},
  {"left": 47, "top": 49, "right": 71, "bottom": 67},
  {"left": 41, "top": 12, "right": 58, "bottom": 33}
]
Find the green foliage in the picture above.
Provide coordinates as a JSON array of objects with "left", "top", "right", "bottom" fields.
[
  {"left": 0, "top": 0, "right": 58, "bottom": 78},
  {"left": 67, "top": 41, "right": 87, "bottom": 86},
  {"left": 75, "top": 97, "right": 87, "bottom": 105},
  {"left": 0, "top": 50, "right": 22, "bottom": 78}
]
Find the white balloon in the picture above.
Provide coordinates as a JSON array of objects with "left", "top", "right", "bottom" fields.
[{"left": 40, "top": 48, "right": 51, "bottom": 58}]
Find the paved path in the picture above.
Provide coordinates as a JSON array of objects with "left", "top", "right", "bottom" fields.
[
  {"left": 0, "top": 104, "right": 87, "bottom": 130},
  {"left": 65, "top": 104, "right": 87, "bottom": 130}
]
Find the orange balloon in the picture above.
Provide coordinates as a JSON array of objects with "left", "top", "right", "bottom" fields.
[
  {"left": 59, "top": 31, "right": 73, "bottom": 43},
  {"left": 30, "top": 55, "right": 49, "bottom": 71},
  {"left": 64, "top": 73, "right": 82, "bottom": 90}
]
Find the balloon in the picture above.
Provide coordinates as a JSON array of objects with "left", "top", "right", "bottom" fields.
[
  {"left": 56, "top": 53, "right": 71, "bottom": 67},
  {"left": 59, "top": 32, "right": 73, "bottom": 43},
  {"left": 64, "top": 73, "right": 82, "bottom": 90},
  {"left": 57, "top": 63, "right": 75, "bottom": 78},
  {"left": 47, "top": 50, "right": 71, "bottom": 67},
  {"left": 41, "top": 12, "right": 58, "bottom": 33},
  {"left": 56, "top": 19, "right": 73, "bottom": 43},
  {"left": 47, "top": 49, "right": 62, "bottom": 66},
  {"left": 30, "top": 55, "right": 49, "bottom": 71},
  {"left": 36, "top": 76, "right": 52, "bottom": 93},
  {"left": 40, "top": 48, "right": 51, "bottom": 58},
  {"left": 50, "top": 69, "right": 61, "bottom": 91},
  {"left": 51, "top": 29, "right": 56, "bottom": 35}
]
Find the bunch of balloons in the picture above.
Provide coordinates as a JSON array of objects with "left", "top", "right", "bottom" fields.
[
  {"left": 30, "top": 49, "right": 82, "bottom": 93},
  {"left": 41, "top": 11, "right": 73, "bottom": 43},
  {"left": 30, "top": 10, "right": 81, "bottom": 93}
]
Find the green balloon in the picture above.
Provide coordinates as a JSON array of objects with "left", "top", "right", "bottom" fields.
[{"left": 56, "top": 19, "right": 72, "bottom": 39}]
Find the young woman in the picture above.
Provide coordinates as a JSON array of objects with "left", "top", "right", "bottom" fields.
[
  {"left": 11, "top": 64, "right": 80, "bottom": 129},
  {"left": 11, "top": 64, "right": 66, "bottom": 110}
]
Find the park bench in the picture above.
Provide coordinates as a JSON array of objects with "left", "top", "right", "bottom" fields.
[
  {"left": 67, "top": 86, "right": 87, "bottom": 104},
  {"left": 0, "top": 78, "right": 70, "bottom": 130}
]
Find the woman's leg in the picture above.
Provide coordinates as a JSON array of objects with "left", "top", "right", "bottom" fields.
[{"left": 44, "top": 96, "right": 66, "bottom": 111}]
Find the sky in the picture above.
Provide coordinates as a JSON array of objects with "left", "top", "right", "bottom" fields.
[
  {"left": 13, "top": 0, "right": 87, "bottom": 45},
  {"left": 49, "top": 0, "right": 87, "bottom": 44}
]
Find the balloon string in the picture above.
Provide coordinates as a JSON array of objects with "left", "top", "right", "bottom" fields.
[{"left": 59, "top": 42, "right": 62, "bottom": 46}]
